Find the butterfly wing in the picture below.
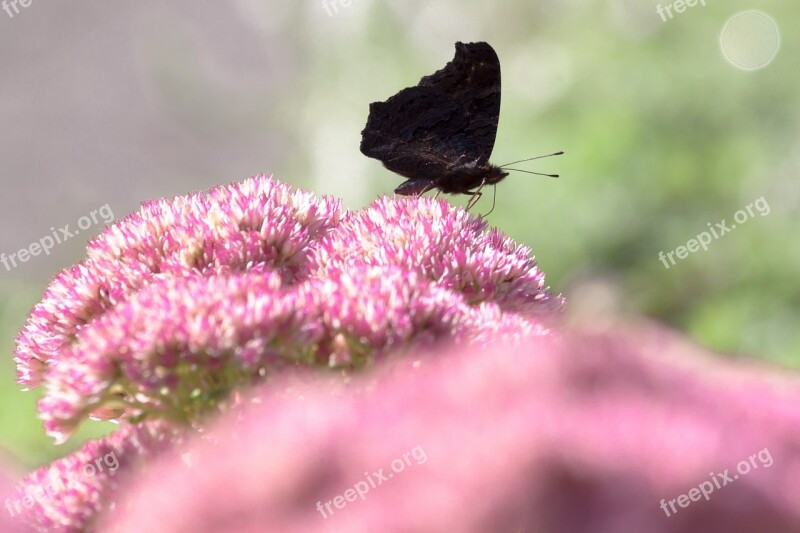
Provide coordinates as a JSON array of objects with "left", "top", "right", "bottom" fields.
[
  {"left": 417, "top": 41, "right": 502, "bottom": 165},
  {"left": 360, "top": 42, "right": 502, "bottom": 182},
  {"left": 361, "top": 86, "right": 463, "bottom": 181}
]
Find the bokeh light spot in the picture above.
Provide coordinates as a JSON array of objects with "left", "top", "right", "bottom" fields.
[{"left": 720, "top": 10, "right": 780, "bottom": 71}]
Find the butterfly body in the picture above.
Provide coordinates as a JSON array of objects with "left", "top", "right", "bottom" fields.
[
  {"left": 361, "top": 42, "right": 505, "bottom": 200},
  {"left": 392, "top": 164, "right": 509, "bottom": 197}
]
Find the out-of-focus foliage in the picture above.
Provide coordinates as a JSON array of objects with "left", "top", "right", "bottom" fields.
[{"left": 298, "top": 1, "right": 799, "bottom": 366}]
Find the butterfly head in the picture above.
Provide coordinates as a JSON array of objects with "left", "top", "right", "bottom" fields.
[{"left": 486, "top": 164, "right": 509, "bottom": 185}]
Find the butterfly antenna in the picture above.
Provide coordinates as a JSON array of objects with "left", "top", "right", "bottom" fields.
[
  {"left": 504, "top": 168, "right": 559, "bottom": 178},
  {"left": 500, "top": 150, "right": 564, "bottom": 168}
]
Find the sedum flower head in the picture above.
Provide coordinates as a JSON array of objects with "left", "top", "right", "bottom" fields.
[
  {"left": 12, "top": 421, "right": 183, "bottom": 533},
  {"left": 310, "top": 195, "right": 562, "bottom": 314},
  {"left": 15, "top": 176, "right": 343, "bottom": 390},
  {"left": 15, "top": 176, "right": 561, "bottom": 442}
]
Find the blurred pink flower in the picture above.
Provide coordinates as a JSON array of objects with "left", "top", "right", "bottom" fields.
[
  {"left": 103, "top": 325, "right": 800, "bottom": 533},
  {"left": 10, "top": 421, "right": 183, "bottom": 533},
  {"left": 0, "top": 459, "right": 28, "bottom": 533},
  {"left": 14, "top": 177, "right": 559, "bottom": 442}
]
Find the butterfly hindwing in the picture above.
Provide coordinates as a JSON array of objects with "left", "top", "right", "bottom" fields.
[{"left": 361, "top": 86, "right": 463, "bottom": 181}]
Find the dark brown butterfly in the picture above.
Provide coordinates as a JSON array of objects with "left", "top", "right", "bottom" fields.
[{"left": 360, "top": 41, "right": 561, "bottom": 210}]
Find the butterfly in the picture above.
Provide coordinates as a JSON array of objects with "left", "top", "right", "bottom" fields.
[{"left": 360, "top": 41, "right": 561, "bottom": 211}]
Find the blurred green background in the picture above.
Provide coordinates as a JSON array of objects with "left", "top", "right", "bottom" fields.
[{"left": 1, "top": 1, "right": 797, "bottom": 466}]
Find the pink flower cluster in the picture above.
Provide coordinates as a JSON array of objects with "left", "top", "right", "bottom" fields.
[
  {"left": 102, "top": 325, "right": 800, "bottom": 533},
  {"left": 8, "top": 422, "right": 183, "bottom": 532},
  {"left": 14, "top": 176, "right": 560, "bottom": 443},
  {"left": 8, "top": 175, "right": 800, "bottom": 532}
]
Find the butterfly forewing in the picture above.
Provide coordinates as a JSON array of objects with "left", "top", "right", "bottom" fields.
[
  {"left": 417, "top": 41, "right": 501, "bottom": 165},
  {"left": 360, "top": 42, "right": 503, "bottom": 194}
]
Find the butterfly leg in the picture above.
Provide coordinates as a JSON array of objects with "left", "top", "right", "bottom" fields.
[
  {"left": 465, "top": 179, "right": 489, "bottom": 210},
  {"left": 466, "top": 191, "right": 482, "bottom": 210}
]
